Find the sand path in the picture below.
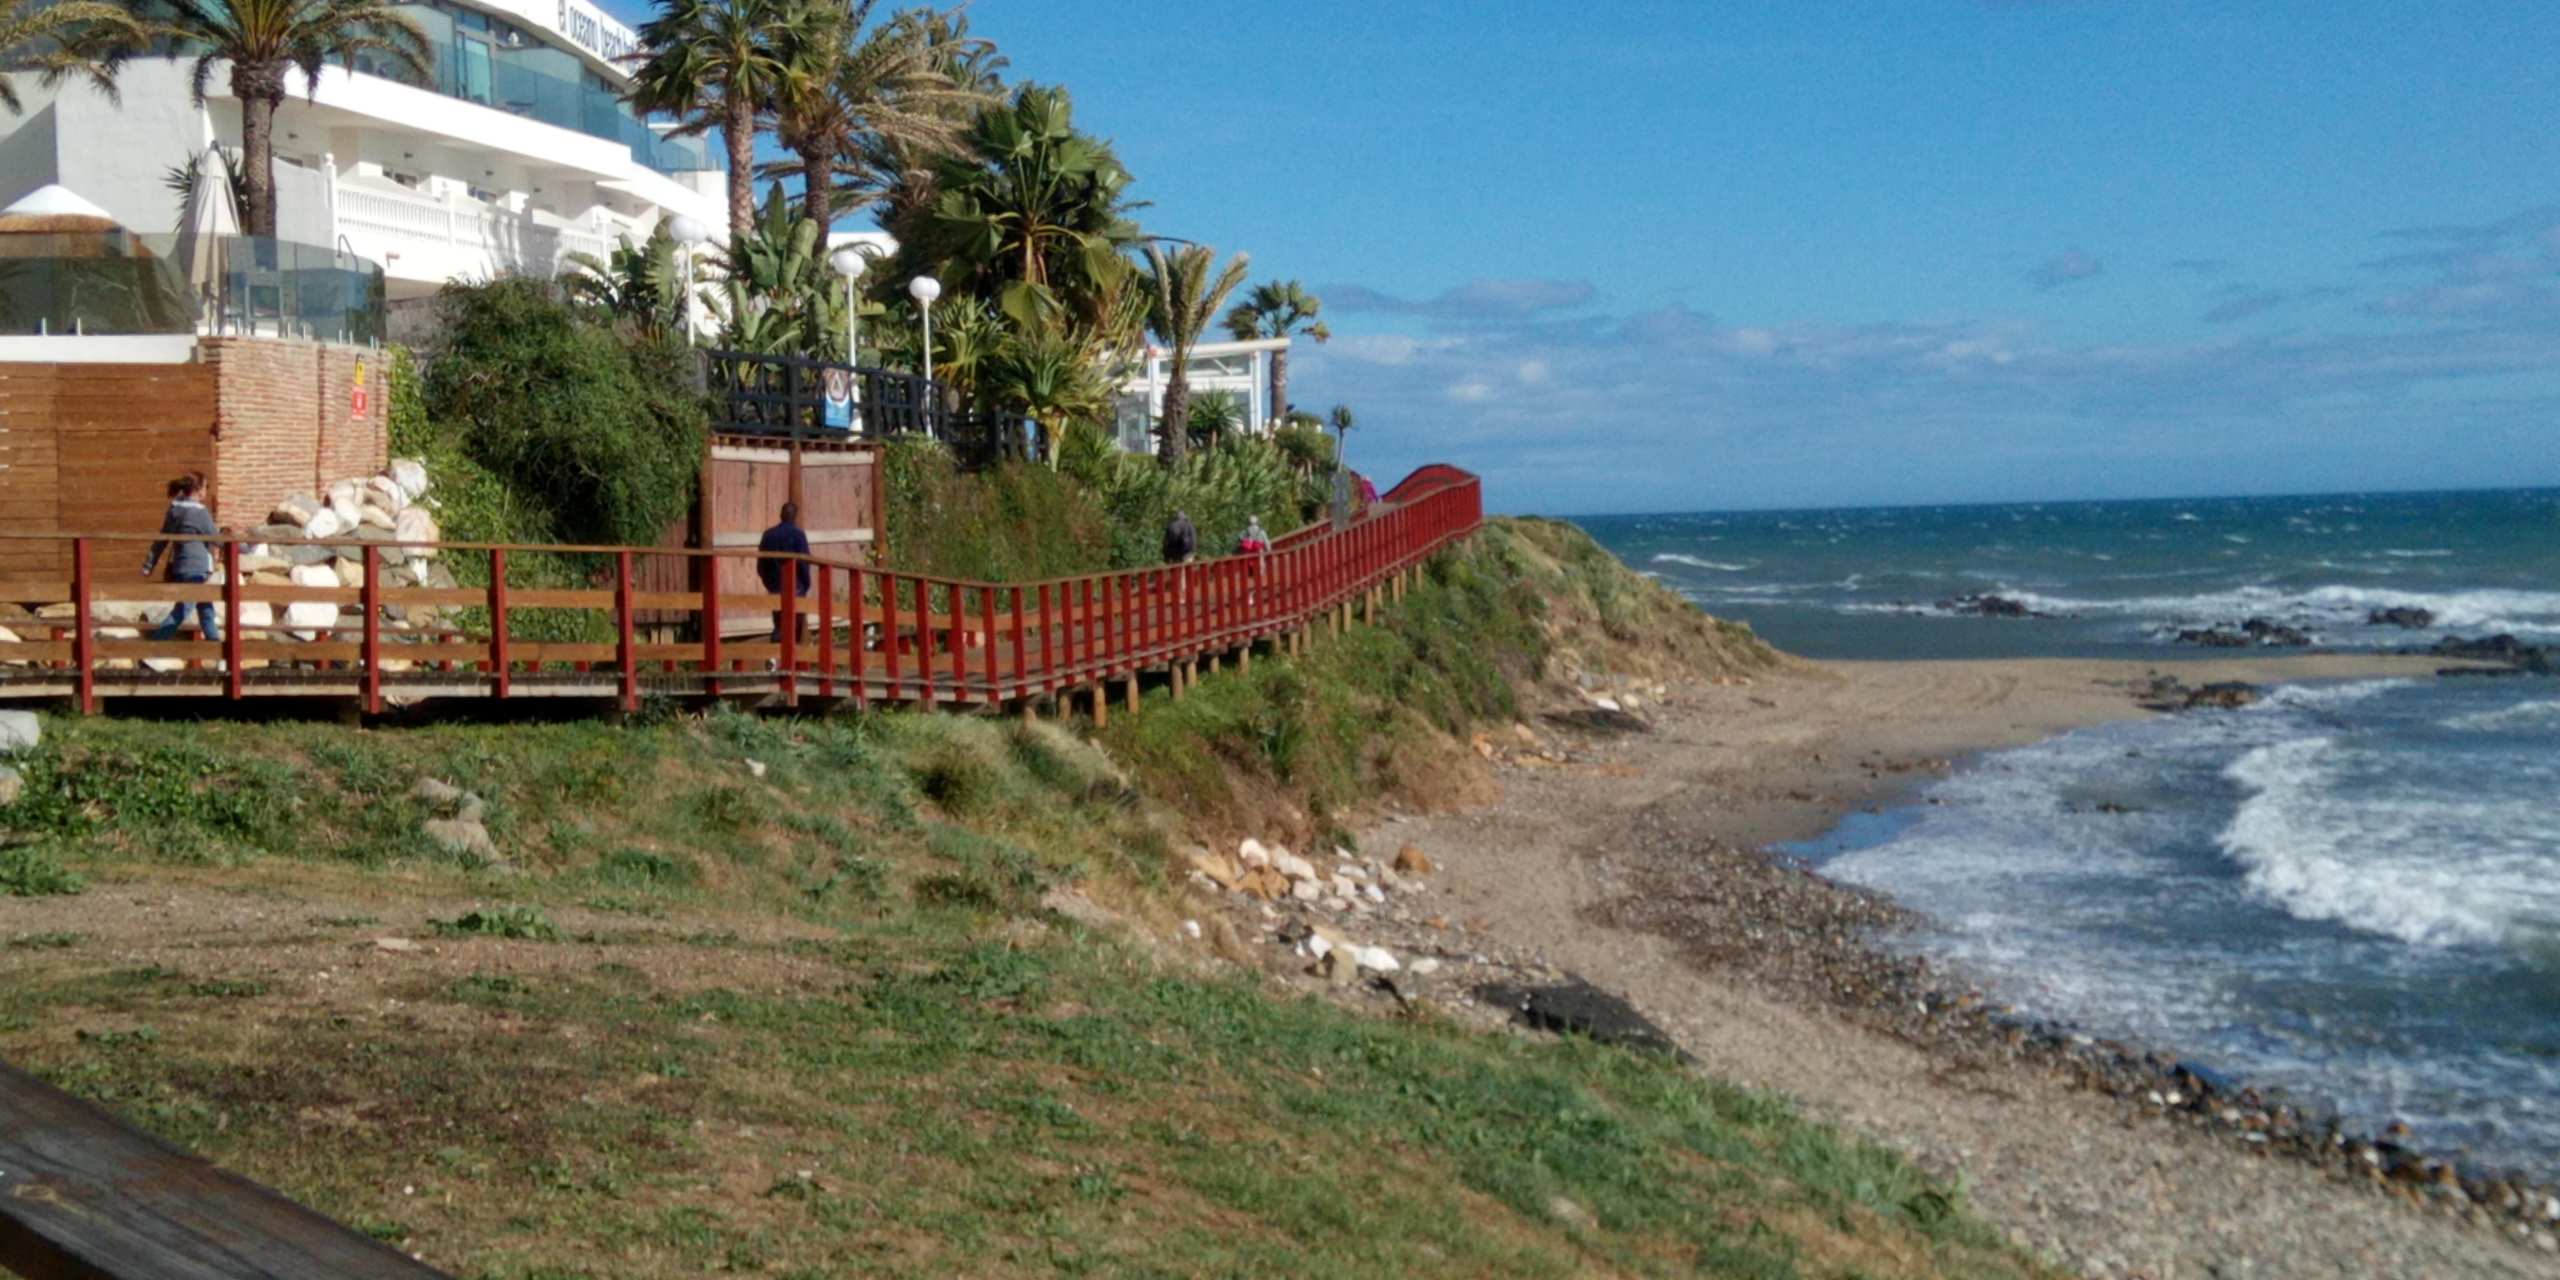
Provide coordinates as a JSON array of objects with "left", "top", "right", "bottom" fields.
[{"left": 1366, "top": 655, "right": 2555, "bottom": 1280}]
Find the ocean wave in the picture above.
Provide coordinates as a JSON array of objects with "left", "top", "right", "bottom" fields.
[
  {"left": 2382, "top": 549, "right": 2455, "bottom": 558},
  {"left": 1984, "top": 583, "right": 2560, "bottom": 639},
  {"left": 1650, "top": 553, "right": 1752, "bottom": 572},
  {"left": 2442, "top": 700, "right": 2560, "bottom": 732},
  {"left": 2218, "top": 738, "right": 2545, "bottom": 948}
]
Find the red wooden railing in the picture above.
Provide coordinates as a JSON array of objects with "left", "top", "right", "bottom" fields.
[{"left": 0, "top": 466, "right": 1484, "bottom": 716}]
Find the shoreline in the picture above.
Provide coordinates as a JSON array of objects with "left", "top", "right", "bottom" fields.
[{"left": 1352, "top": 652, "right": 2559, "bottom": 1278}]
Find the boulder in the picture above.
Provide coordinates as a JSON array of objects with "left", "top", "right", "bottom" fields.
[
  {"left": 365, "top": 475, "right": 406, "bottom": 514},
  {"left": 421, "top": 817, "right": 498, "bottom": 862},
  {"left": 1394, "top": 844, "right": 1435, "bottom": 876},
  {"left": 236, "top": 552, "right": 291, "bottom": 575},
  {"left": 326, "top": 478, "right": 363, "bottom": 521},
  {"left": 388, "top": 458, "right": 430, "bottom": 502},
  {"left": 333, "top": 558, "right": 365, "bottom": 589},
  {"left": 291, "top": 564, "right": 341, "bottom": 589},
  {"left": 0, "top": 764, "right": 21, "bottom": 805},
  {"left": 2185, "top": 682, "right": 2262, "bottom": 710},
  {"left": 2173, "top": 627, "right": 2252, "bottom": 648},
  {"left": 2240, "top": 617, "right": 2312, "bottom": 647},
  {"left": 395, "top": 506, "right": 438, "bottom": 554},
  {"left": 269, "top": 494, "right": 324, "bottom": 528},
  {"left": 1237, "top": 837, "right": 1272, "bottom": 868},
  {"left": 236, "top": 601, "right": 274, "bottom": 631},
  {"left": 1936, "top": 593, "right": 2046, "bottom": 619},
  {"left": 2368, "top": 606, "right": 2435, "bottom": 629},
  {"left": 411, "top": 777, "right": 465, "bottom": 807},
  {"left": 0, "top": 710, "right": 38, "bottom": 754},
  {"left": 359, "top": 505, "right": 397, "bottom": 531},
  {"left": 302, "top": 508, "right": 346, "bottom": 541},
  {"left": 1351, "top": 946, "right": 1400, "bottom": 974},
  {"left": 1270, "top": 848, "right": 1318, "bottom": 883}
]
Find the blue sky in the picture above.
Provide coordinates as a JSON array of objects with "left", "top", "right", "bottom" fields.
[{"left": 617, "top": 0, "right": 2560, "bottom": 514}]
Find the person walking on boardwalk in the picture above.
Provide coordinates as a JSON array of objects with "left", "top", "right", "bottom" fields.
[
  {"left": 142, "top": 475, "right": 221, "bottom": 643},
  {"left": 757, "top": 502, "right": 814, "bottom": 642},
  {"left": 1162, "top": 508, "right": 1197, "bottom": 565},
  {"left": 1235, "top": 515, "right": 1270, "bottom": 606}
]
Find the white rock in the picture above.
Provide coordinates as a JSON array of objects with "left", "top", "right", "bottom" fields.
[
  {"left": 237, "top": 602, "right": 274, "bottom": 630},
  {"left": 1336, "top": 864, "right": 1369, "bottom": 882},
  {"left": 1238, "top": 838, "right": 1271, "bottom": 868},
  {"left": 389, "top": 458, "right": 430, "bottom": 501},
  {"left": 1272, "top": 849, "right": 1318, "bottom": 883},
  {"left": 270, "top": 494, "right": 323, "bottom": 528},
  {"left": 327, "top": 477, "right": 363, "bottom": 515},
  {"left": 0, "top": 710, "right": 39, "bottom": 754},
  {"left": 2545, "top": 1195, "right": 2560, "bottom": 1222},
  {"left": 141, "top": 657, "right": 185, "bottom": 674},
  {"left": 1305, "top": 934, "right": 1334, "bottom": 960},
  {"left": 1290, "top": 879, "right": 1322, "bottom": 903},
  {"left": 1589, "top": 696, "right": 1621, "bottom": 712},
  {"left": 1180, "top": 919, "right": 1202, "bottom": 940},
  {"left": 1351, "top": 946, "right": 1399, "bottom": 974},
  {"left": 1322, "top": 897, "right": 1353, "bottom": 913},
  {"left": 284, "top": 600, "right": 339, "bottom": 634},
  {"left": 1329, "top": 874, "right": 1357, "bottom": 896},
  {"left": 290, "top": 564, "right": 340, "bottom": 589},
  {"left": 359, "top": 505, "right": 397, "bottom": 531},
  {"left": 302, "top": 508, "right": 346, "bottom": 540},
  {"left": 366, "top": 475, "right": 407, "bottom": 514},
  {"left": 0, "top": 625, "right": 18, "bottom": 645},
  {"left": 745, "top": 759, "right": 767, "bottom": 779},
  {"left": 395, "top": 506, "right": 439, "bottom": 552},
  {"left": 1409, "top": 957, "right": 1442, "bottom": 976},
  {"left": 1361, "top": 883, "right": 1386, "bottom": 904}
]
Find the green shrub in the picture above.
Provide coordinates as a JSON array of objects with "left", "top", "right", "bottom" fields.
[
  {"left": 432, "top": 906, "right": 562, "bottom": 941},
  {"left": 0, "top": 846, "right": 82, "bottom": 897},
  {"left": 420, "top": 279, "right": 706, "bottom": 548}
]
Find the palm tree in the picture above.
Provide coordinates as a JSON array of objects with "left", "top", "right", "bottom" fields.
[
  {"left": 762, "top": 1, "right": 992, "bottom": 228},
  {"left": 854, "top": 7, "right": 1004, "bottom": 232},
  {"left": 0, "top": 0, "right": 142, "bottom": 115},
  {"left": 982, "top": 318, "right": 1109, "bottom": 466},
  {"left": 1328, "top": 402, "right": 1356, "bottom": 470},
  {"left": 1140, "top": 243, "right": 1248, "bottom": 467},
  {"left": 897, "top": 84, "right": 1143, "bottom": 329},
  {"left": 562, "top": 225, "right": 683, "bottom": 335},
  {"left": 1222, "top": 280, "right": 1328, "bottom": 429},
  {"left": 153, "top": 0, "right": 430, "bottom": 238},
  {"left": 625, "top": 0, "right": 793, "bottom": 236}
]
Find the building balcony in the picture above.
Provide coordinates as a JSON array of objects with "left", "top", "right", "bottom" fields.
[{"left": 333, "top": 180, "right": 631, "bottom": 291}]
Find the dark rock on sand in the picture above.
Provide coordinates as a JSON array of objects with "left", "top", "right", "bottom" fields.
[
  {"left": 2431, "top": 634, "right": 2554, "bottom": 676},
  {"left": 1477, "top": 977, "right": 1691, "bottom": 1060},
  {"left": 2174, "top": 618, "right": 2311, "bottom": 648},
  {"left": 2367, "top": 606, "right": 2435, "bottom": 629}
]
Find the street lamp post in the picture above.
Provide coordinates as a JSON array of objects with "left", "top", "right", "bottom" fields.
[
  {"left": 827, "top": 245, "right": 869, "bottom": 366},
  {"left": 667, "top": 214, "right": 708, "bottom": 342},
  {"left": 907, "top": 275, "right": 941, "bottom": 438}
]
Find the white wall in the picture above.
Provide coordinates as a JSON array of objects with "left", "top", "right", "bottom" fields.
[
  {"left": 0, "top": 96, "right": 61, "bottom": 211},
  {"left": 49, "top": 63, "right": 211, "bottom": 234}
]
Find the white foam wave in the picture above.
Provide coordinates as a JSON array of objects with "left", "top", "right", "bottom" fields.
[
  {"left": 2256, "top": 678, "right": 2413, "bottom": 712},
  {"left": 2382, "top": 549, "right": 2455, "bottom": 558},
  {"left": 2442, "top": 700, "right": 2560, "bottom": 732},
  {"left": 1650, "top": 553, "right": 1751, "bottom": 572},
  {"left": 1985, "top": 583, "right": 2560, "bottom": 640},
  {"left": 2218, "top": 738, "right": 2551, "bottom": 948}
]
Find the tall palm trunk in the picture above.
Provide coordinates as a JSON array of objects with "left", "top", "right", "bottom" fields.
[
  {"left": 722, "top": 98, "right": 756, "bottom": 237},
  {"left": 1159, "top": 368, "right": 1189, "bottom": 466},
  {"left": 231, "top": 65, "right": 284, "bottom": 239},
  {"left": 1267, "top": 347, "right": 1289, "bottom": 430},
  {"left": 799, "top": 141, "right": 831, "bottom": 225}
]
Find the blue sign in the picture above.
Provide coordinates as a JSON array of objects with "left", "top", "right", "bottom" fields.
[{"left": 822, "top": 367, "right": 853, "bottom": 430}]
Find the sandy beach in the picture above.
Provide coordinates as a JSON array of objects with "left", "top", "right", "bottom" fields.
[{"left": 1360, "top": 653, "right": 2558, "bottom": 1280}]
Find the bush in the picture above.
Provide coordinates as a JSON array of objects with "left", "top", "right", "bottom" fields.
[{"left": 420, "top": 279, "right": 706, "bottom": 547}]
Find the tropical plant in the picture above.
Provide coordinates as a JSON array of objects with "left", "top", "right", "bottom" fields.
[
  {"left": 853, "top": 6, "right": 1005, "bottom": 232},
  {"left": 981, "top": 318, "right": 1112, "bottom": 465},
  {"left": 0, "top": 0, "right": 143, "bottom": 115},
  {"left": 562, "top": 225, "right": 684, "bottom": 336},
  {"left": 1139, "top": 242, "right": 1248, "bottom": 466},
  {"left": 1271, "top": 420, "right": 1334, "bottom": 478},
  {"left": 624, "top": 0, "right": 793, "bottom": 236},
  {"left": 707, "top": 182, "right": 843, "bottom": 357},
  {"left": 152, "top": 0, "right": 431, "bottom": 238},
  {"left": 160, "top": 144, "right": 247, "bottom": 228},
  {"left": 762, "top": 0, "right": 993, "bottom": 227},
  {"left": 1328, "top": 402, "right": 1356, "bottom": 465},
  {"left": 891, "top": 84, "right": 1144, "bottom": 329},
  {"left": 1186, "top": 389, "right": 1244, "bottom": 452},
  {"left": 1222, "top": 279, "right": 1328, "bottom": 427}
]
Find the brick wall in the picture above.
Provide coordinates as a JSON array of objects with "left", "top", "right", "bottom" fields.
[{"left": 202, "top": 337, "right": 388, "bottom": 525}]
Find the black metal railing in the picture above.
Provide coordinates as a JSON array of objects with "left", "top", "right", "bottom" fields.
[{"left": 703, "top": 348, "right": 1014, "bottom": 467}]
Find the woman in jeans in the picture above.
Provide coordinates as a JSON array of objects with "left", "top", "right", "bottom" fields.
[{"left": 142, "top": 475, "right": 222, "bottom": 643}]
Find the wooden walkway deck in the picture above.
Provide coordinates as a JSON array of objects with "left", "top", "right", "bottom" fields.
[{"left": 0, "top": 466, "right": 1483, "bottom": 720}]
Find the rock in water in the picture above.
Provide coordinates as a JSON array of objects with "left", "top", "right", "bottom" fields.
[
  {"left": 2367, "top": 605, "right": 2434, "bottom": 629},
  {"left": 2184, "top": 682, "right": 2262, "bottom": 710}
]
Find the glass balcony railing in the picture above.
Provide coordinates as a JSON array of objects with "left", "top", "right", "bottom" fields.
[
  {"left": 0, "top": 232, "right": 385, "bottom": 345},
  {"left": 354, "top": 33, "right": 722, "bottom": 175}
]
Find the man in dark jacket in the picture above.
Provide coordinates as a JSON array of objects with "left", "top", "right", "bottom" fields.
[
  {"left": 757, "top": 502, "right": 814, "bottom": 641},
  {"left": 1162, "top": 508, "right": 1197, "bottom": 564},
  {"left": 143, "top": 475, "right": 221, "bottom": 642}
]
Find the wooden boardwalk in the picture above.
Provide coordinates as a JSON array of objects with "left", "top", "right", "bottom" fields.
[{"left": 0, "top": 466, "right": 1483, "bottom": 720}]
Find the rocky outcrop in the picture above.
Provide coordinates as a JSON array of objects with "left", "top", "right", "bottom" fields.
[
  {"left": 2432, "top": 634, "right": 2554, "bottom": 676},
  {"left": 1936, "top": 593, "right": 2050, "bottom": 619},
  {"left": 2367, "top": 606, "right": 2435, "bottom": 629},
  {"left": 2173, "top": 617, "right": 2312, "bottom": 648}
]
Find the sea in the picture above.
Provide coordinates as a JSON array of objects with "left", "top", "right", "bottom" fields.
[{"left": 1579, "top": 488, "right": 2560, "bottom": 1179}]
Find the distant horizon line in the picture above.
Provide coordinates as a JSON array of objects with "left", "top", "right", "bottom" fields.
[{"left": 1531, "top": 482, "right": 2560, "bottom": 524}]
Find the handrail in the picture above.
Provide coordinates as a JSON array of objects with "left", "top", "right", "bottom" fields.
[{"left": 0, "top": 466, "right": 1485, "bottom": 716}]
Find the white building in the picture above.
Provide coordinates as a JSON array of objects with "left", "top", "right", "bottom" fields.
[
  {"left": 1112, "top": 337, "right": 1287, "bottom": 454},
  {"left": 0, "top": 0, "right": 728, "bottom": 304}
]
